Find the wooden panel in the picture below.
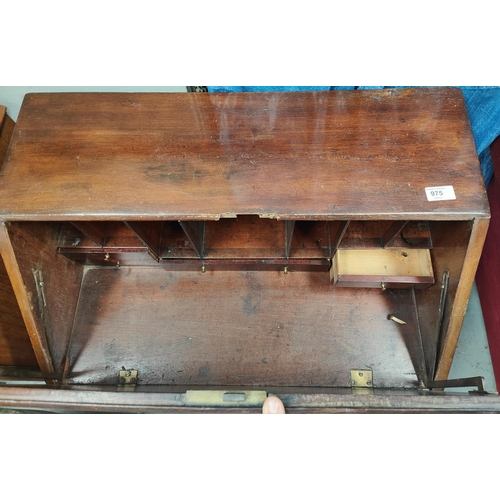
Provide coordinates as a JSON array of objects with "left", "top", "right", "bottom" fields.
[
  {"left": 414, "top": 220, "right": 472, "bottom": 382},
  {"left": 204, "top": 216, "right": 284, "bottom": 259},
  {"left": 329, "top": 220, "right": 349, "bottom": 257},
  {"left": 64, "top": 267, "right": 425, "bottom": 388},
  {"left": 0, "top": 106, "right": 15, "bottom": 168},
  {"left": 3, "top": 222, "right": 84, "bottom": 378},
  {"left": 0, "top": 253, "right": 38, "bottom": 367},
  {"left": 124, "top": 221, "right": 164, "bottom": 260},
  {"left": 71, "top": 222, "right": 107, "bottom": 246},
  {"left": 395, "top": 221, "right": 432, "bottom": 248},
  {"left": 434, "top": 218, "right": 489, "bottom": 379},
  {"left": 159, "top": 258, "right": 330, "bottom": 272},
  {"left": 2, "top": 386, "right": 500, "bottom": 413},
  {"left": 340, "top": 221, "right": 384, "bottom": 248},
  {"left": 290, "top": 221, "right": 331, "bottom": 259},
  {"left": 56, "top": 249, "right": 153, "bottom": 267},
  {"left": 59, "top": 221, "right": 151, "bottom": 250},
  {"left": 179, "top": 221, "right": 205, "bottom": 258},
  {"left": 0, "top": 223, "right": 53, "bottom": 375},
  {"left": 382, "top": 221, "right": 409, "bottom": 247},
  {"left": 285, "top": 221, "right": 295, "bottom": 259},
  {"left": 0, "top": 89, "right": 488, "bottom": 221}
]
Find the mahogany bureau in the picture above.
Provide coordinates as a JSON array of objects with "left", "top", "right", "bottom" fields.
[{"left": 0, "top": 88, "right": 499, "bottom": 412}]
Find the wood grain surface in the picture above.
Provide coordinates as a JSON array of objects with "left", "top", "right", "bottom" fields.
[
  {"left": 2, "top": 386, "right": 500, "bottom": 413},
  {"left": 0, "top": 89, "right": 489, "bottom": 221},
  {"left": 64, "top": 267, "right": 425, "bottom": 388}
]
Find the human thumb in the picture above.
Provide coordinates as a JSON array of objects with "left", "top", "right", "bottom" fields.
[{"left": 262, "top": 396, "right": 286, "bottom": 414}]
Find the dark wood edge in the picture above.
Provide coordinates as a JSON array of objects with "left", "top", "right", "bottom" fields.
[
  {"left": 55, "top": 255, "right": 331, "bottom": 272},
  {"left": 0, "top": 365, "right": 43, "bottom": 380},
  {"left": 336, "top": 275, "right": 435, "bottom": 284},
  {"left": 71, "top": 222, "right": 106, "bottom": 246},
  {"left": 0, "top": 213, "right": 492, "bottom": 223},
  {"left": 382, "top": 221, "right": 409, "bottom": 247},
  {"left": 330, "top": 221, "right": 350, "bottom": 257},
  {"left": 0, "top": 105, "right": 6, "bottom": 127},
  {"left": 1, "top": 386, "right": 499, "bottom": 413}
]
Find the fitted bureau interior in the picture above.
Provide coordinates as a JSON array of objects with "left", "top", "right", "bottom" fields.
[
  {"left": 56, "top": 216, "right": 433, "bottom": 265},
  {"left": 5, "top": 217, "right": 472, "bottom": 390}
]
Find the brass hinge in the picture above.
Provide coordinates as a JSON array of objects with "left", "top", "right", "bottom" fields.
[
  {"left": 118, "top": 369, "right": 138, "bottom": 390},
  {"left": 184, "top": 390, "right": 267, "bottom": 407},
  {"left": 350, "top": 369, "right": 374, "bottom": 394}
]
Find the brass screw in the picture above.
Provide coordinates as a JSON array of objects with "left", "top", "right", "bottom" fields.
[
  {"left": 388, "top": 314, "right": 406, "bottom": 325},
  {"left": 284, "top": 265, "right": 288, "bottom": 275},
  {"left": 104, "top": 253, "right": 110, "bottom": 261},
  {"left": 201, "top": 264, "right": 206, "bottom": 273},
  {"left": 381, "top": 282, "right": 386, "bottom": 291}
]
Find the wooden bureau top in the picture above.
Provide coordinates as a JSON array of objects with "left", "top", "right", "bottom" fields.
[{"left": 0, "top": 88, "right": 489, "bottom": 220}]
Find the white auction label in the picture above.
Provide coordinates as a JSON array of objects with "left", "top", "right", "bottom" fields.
[{"left": 425, "top": 186, "right": 456, "bottom": 201}]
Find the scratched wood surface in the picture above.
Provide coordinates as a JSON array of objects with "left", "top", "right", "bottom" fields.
[
  {"left": 0, "top": 89, "right": 489, "bottom": 221},
  {"left": 64, "top": 267, "right": 425, "bottom": 388}
]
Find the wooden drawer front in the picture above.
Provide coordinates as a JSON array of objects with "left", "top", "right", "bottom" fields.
[{"left": 331, "top": 248, "right": 434, "bottom": 289}]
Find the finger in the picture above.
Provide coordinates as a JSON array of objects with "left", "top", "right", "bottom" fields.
[{"left": 262, "top": 395, "right": 286, "bottom": 414}]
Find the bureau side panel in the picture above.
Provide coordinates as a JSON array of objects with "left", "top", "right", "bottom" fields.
[
  {"left": 414, "top": 221, "right": 472, "bottom": 382},
  {"left": 434, "top": 218, "right": 490, "bottom": 380},
  {"left": 0, "top": 223, "right": 53, "bottom": 374},
  {"left": 2, "top": 222, "right": 84, "bottom": 378},
  {"left": 0, "top": 252, "right": 38, "bottom": 367}
]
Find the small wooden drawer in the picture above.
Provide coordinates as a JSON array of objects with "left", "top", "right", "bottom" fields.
[{"left": 330, "top": 248, "right": 435, "bottom": 289}]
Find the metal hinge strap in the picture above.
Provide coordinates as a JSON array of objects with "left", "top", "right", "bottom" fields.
[{"left": 184, "top": 390, "right": 267, "bottom": 407}]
